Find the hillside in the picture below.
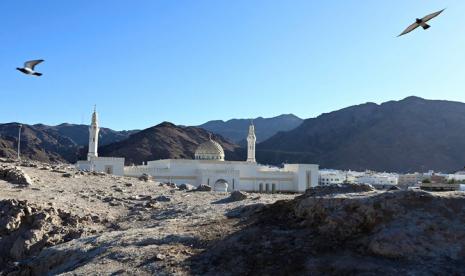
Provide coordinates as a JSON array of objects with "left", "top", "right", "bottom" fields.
[
  {"left": 0, "top": 123, "right": 80, "bottom": 162},
  {"left": 0, "top": 123, "right": 137, "bottom": 163},
  {"left": 258, "top": 96, "right": 465, "bottom": 172},
  {"left": 198, "top": 114, "right": 303, "bottom": 144},
  {"left": 100, "top": 122, "right": 243, "bottom": 165},
  {"left": 33, "top": 123, "right": 138, "bottom": 146}
]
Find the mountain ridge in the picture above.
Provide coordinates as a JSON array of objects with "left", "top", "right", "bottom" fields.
[
  {"left": 198, "top": 114, "right": 303, "bottom": 144},
  {"left": 257, "top": 96, "right": 465, "bottom": 172}
]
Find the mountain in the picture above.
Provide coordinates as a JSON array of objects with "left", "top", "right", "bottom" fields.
[
  {"left": 0, "top": 123, "right": 79, "bottom": 162},
  {"left": 33, "top": 123, "right": 138, "bottom": 147},
  {"left": 100, "top": 122, "right": 243, "bottom": 165},
  {"left": 258, "top": 96, "right": 465, "bottom": 173},
  {"left": 0, "top": 123, "right": 138, "bottom": 163},
  {"left": 198, "top": 114, "right": 303, "bottom": 144}
]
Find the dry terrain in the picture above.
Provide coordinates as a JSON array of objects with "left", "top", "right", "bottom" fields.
[
  {"left": 0, "top": 159, "right": 293, "bottom": 275},
  {"left": 1, "top": 159, "right": 465, "bottom": 275}
]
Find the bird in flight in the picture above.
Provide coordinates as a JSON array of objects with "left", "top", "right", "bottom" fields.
[
  {"left": 16, "top": 60, "right": 44, "bottom": 76},
  {"left": 398, "top": 9, "right": 445, "bottom": 37}
]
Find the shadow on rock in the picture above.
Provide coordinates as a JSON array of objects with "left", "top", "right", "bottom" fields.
[{"left": 188, "top": 190, "right": 465, "bottom": 275}]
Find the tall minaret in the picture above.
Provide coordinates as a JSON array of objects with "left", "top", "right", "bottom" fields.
[
  {"left": 87, "top": 106, "right": 100, "bottom": 160},
  {"left": 247, "top": 120, "right": 256, "bottom": 163}
]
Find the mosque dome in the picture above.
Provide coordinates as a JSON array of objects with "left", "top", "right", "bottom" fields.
[{"left": 195, "top": 137, "right": 225, "bottom": 161}]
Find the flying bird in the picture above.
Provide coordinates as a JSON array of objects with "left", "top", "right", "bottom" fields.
[
  {"left": 16, "top": 60, "right": 44, "bottom": 76},
  {"left": 398, "top": 9, "right": 445, "bottom": 37}
]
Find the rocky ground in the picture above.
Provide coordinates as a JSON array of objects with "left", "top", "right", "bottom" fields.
[
  {"left": 1, "top": 159, "right": 465, "bottom": 275},
  {"left": 0, "top": 159, "right": 294, "bottom": 275}
]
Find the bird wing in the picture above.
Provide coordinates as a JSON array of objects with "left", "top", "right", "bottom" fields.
[
  {"left": 24, "top": 60, "right": 44, "bottom": 70},
  {"left": 422, "top": 9, "right": 445, "bottom": 22},
  {"left": 398, "top": 22, "right": 420, "bottom": 37}
]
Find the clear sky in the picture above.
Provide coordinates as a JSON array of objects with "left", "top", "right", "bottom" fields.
[{"left": 0, "top": 1, "right": 464, "bottom": 130}]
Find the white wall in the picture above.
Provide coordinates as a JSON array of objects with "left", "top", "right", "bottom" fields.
[
  {"left": 125, "top": 159, "right": 319, "bottom": 193},
  {"left": 77, "top": 157, "right": 125, "bottom": 176}
]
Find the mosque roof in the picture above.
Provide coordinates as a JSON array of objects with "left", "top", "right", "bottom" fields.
[{"left": 195, "top": 138, "right": 225, "bottom": 159}]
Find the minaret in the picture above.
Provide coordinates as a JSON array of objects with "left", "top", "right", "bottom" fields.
[
  {"left": 87, "top": 106, "right": 100, "bottom": 160},
  {"left": 247, "top": 120, "right": 256, "bottom": 163}
]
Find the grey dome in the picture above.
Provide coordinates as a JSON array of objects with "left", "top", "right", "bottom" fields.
[{"left": 195, "top": 138, "right": 225, "bottom": 161}]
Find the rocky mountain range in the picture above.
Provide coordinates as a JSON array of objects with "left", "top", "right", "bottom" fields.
[
  {"left": 99, "top": 122, "right": 242, "bottom": 165},
  {"left": 258, "top": 96, "right": 465, "bottom": 172},
  {"left": 4, "top": 98, "right": 465, "bottom": 172},
  {"left": 198, "top": 114, "right": 303, "bottom": 144},
  {"left": 0, "top": 123, "right": 136, "bottom": 163}
]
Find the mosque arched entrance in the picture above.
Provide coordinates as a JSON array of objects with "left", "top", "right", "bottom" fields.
[{"left": 214, "top": 179, "right": 229, "bottom": 192}]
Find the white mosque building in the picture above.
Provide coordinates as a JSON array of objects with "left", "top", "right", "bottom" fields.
[{"left": 77, "top": 109, "right": 319, "bottom": 193}]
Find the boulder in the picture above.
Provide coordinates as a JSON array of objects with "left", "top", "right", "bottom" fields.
[
  {"left": 304, "top": 183, "right": 375, "bottom": 197},
  {"left": 0, "top": 199, "right": 91, "bottom": 265},
  {"left": 0, "top": 165, "right": 33, "bottom": 185},
  {"left": 229, "top": 191, "right": 248, "bottom": 201},
  {"left": 154, "top": 195, "right": 171, "bottom": 202},
  {"left": 178, "top": 183, "right": 194, "bottom": 191},
  {"left": 138, "top": 173, "right": 152, "bottom": 182},
  {"left": 195, "top": 184, "right": 212, "bottom": 192}
]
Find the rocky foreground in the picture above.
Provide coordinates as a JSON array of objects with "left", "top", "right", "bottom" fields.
[{"left": 1, "top": 159, "right": 465, "bottom": 275}]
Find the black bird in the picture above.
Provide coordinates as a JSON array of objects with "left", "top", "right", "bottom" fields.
[
  {"left": 398, "top": 9, "right": 445, "bottom": 37},
  {"left": 16, "top": 60, "right": 44, "bottom": 76}
]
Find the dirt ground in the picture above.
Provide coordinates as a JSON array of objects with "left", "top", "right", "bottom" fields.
[
  {"left": 0, "top": 160, "right": 295, "bottom": 275},
  {"left": 3, "top": 160, "right": 465, "bottom": 275}
]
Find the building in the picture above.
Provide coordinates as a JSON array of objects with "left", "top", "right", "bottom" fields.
[
  {"left": 77, "top": 110, "right": 319, "bottom": 193},
  {"left": 319, "top": 170, "right": 345, "bottom": 185},
  {"left": 398, "top": 173, "right": 424, "bottom": 187},
  {"left": 76, "top": 107, "right": 125, "bottom": 175},
  {"left": 356, "top": 171, "right": 398, "bottom": 187}
]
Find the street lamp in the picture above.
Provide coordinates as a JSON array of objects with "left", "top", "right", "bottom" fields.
[{"left": 17, "top": 124, "right": 22, "bottom": 160}]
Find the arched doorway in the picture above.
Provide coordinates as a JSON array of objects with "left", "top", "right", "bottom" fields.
[{"left": 214, "top": 179, "right": 229, "bottom": 192}]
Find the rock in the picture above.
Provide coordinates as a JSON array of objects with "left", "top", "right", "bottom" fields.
[
  {"left": 155, "top": 253, "right": 165, "bottom": 260},
  {"left": 196, "top": 190, "right": 465, "bottom": 275},
  {"left": 303, "top": 183, "right": 375, "bottom": 197},
  {"left": 154, "top": 195, "right": 171, "bottom": 202},
  {"left": 0, "top": 165, "right": 33, "bottom": 185},
  {"left": 195, "top": 184, "right": 212, "bottom": 192},
  {"left": 0, "top": 199, "right": 90, "bottom": 265},
  {"left": 229, "top": 191, "right": 248, "bottom": 201},
  {"left": 178, "top": 183, "right": 194, "bottom": 191},
  {"left": 138, "top": 173, "right": 152, "bottom": 182},
  {"left": 145, "top": 202, "right": 159, "bottom": 209}
]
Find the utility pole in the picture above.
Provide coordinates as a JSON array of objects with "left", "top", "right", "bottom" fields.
[{"left": 17, "top": 124, "right": 22, "bottom": 160}]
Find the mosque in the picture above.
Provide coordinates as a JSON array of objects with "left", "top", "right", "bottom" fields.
[{"left": 76, "top": 109, "right": 319, "bottom": 193}]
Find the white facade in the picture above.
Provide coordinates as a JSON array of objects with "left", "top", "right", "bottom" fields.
[
  {"left": 88, "top": 106, "right": 100, "bottom": 160},
  {"left": 77, "top": 157, "right": 125, "bottom": 175},
  {"left": 247, "top": 122, "right": 256, "bottom": 163},
  {"left": 447, "top": 171, "right": 465, "bottom": 182},
  {"left": 125, "top": 159, "right": 318, "bottom": 193},
  {"left": 76, "top": 109, "right": 319, "bottom": 192},
  {"left": 319, "top": 170, "right": 345, "bottom": 185},
  {"left": 76, "top": 108, "right": 125, "bottom": 175},
  {"left": 398, "top": 173, "right": 424, "bottom": 186},
  {"left": 356, "top": 172, "right": 398, "bottom": 186}
]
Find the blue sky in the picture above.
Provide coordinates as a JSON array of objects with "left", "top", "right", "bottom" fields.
[{"left": 0, "top": 1, "right": 464, "bottom": 130}]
